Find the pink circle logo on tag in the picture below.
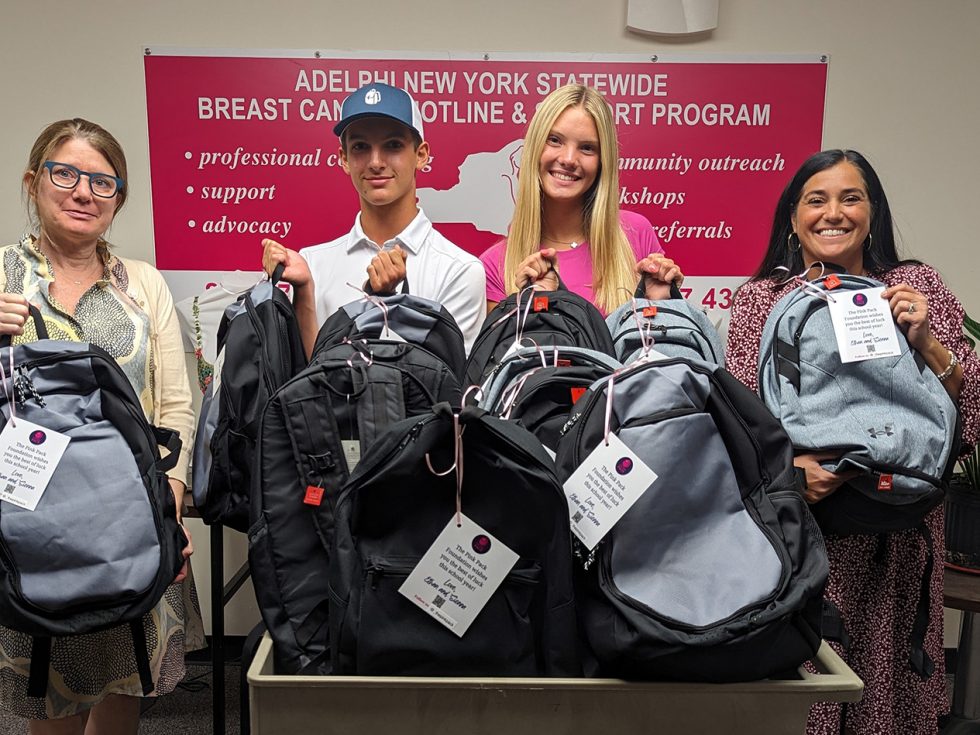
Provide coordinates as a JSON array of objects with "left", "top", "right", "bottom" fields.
[
  {"left": 471, "top": 535, "right": 492, "bottom": 554},
  {"left": 852, "top": 293, "right": 868, "bottom": 307},
  {"left": 615, "top": 457, "right": 633, "bottom": 475},
  {"left": 29, "top": 430, "right": 46, "bottom": 445}
]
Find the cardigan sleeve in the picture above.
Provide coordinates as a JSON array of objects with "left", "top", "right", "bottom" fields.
[{"left": 128, "top": 259, "right": 195, "bottom": 485}]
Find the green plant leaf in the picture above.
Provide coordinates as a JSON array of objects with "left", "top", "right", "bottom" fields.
[{"left": 965, "top": 313, "right": 980, "bottom": 350}]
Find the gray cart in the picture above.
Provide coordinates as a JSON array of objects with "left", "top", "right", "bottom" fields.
[{"left": 247, "top": 634, "right": 863, "bottom": 734}]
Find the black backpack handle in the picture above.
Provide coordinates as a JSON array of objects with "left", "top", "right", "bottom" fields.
[
  {"left": 633, "top": 278, "right": 684, "bottom": 301},
  {"left": 0, "top": 302, "right": 50, "bottom": 349}
]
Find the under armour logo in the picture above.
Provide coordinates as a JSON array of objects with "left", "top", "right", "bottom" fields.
[
  {"left": 365, "top": 88, "right": 381, "bottom": 105},
  {"left": 867, "top": 424, "right": 895, "bottom": 439}
]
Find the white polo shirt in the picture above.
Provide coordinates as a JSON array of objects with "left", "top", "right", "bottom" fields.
[{"left": 299, "top": 208, "right": 486, "bottom": 352}]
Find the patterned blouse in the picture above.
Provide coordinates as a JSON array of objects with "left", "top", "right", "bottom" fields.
[{"left": 3, "top": 235, "right": 156, "bottom": 422}]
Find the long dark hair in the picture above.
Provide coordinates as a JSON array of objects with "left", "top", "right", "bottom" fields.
[{"left": 751, "top": 149, "right": 917, "bottom": 281}]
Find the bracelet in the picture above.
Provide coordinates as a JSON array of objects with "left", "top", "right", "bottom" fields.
[{"left": 936, "top": 349, "right": 959, "bottom": 382}]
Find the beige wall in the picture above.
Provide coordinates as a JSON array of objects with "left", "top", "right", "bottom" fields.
[
  {"left": 2, "top": 0, "right": 977, "bottom": 634},
  {"left": 2, "top": 0, "right": 977, "bottom": 312}
]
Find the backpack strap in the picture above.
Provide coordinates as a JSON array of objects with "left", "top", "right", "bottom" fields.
[
  {"left": 908, "top": 522, "right": 935, "bottom": 679},
  {"left": 153, "top": 426, "right": 183, "bottom": 473},
  {"left": 351, "top": 363, "right": 406, "bottom": 449},
  {"left": 820, "top": 598, "right": 851, "bottom": 650},
  {"left": 26, "top": 625, "right": 156, "bottom": 700},
  {"left": 775, "top": 339, "right": 802, "bottom": 392},
  {"left": 130, "top": 619, "right": 155, "bottom": 695},
  {"left": 27, "top": 636, "right": 51, "bottom": 697}
]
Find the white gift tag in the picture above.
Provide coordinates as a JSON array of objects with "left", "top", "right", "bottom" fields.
[
  {"left": 562, "top": 432, "right": 658, "bottom": 550},
  {"left": 0, "top": 419, "right": 71, "bottom": 511},
  {"left": 383, "top": 325, "right": 407, "bottom": 343},
  {"left": 827, "top": 286, "right": 901, "bottom": 363},
  {"left": 211, "top": 347, "right": 226, "bottom": 395},
  {"left": 501, "top": 339, "right": 523, "bottom": 361},
  {"left": 399, "top": 513, "right": 519, "bottom": 637},
  {"left": 635, "top": 347, "right": 670, "bottom": 363},
  {"left": 341, "top": 439, "right": 361, "bottom": 472}
]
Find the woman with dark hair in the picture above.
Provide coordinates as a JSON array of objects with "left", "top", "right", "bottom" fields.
[{"left": 726, "top": 149, "right": 980, "bottom": 733}]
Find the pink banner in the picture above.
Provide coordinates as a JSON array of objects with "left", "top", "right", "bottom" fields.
[{"left": 144, "top": 52, "right": 826, "bottom": 279}]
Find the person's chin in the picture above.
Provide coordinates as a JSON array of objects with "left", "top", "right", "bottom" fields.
[{"left": 360, "top": 191, "right": 397, "bottom": 208}]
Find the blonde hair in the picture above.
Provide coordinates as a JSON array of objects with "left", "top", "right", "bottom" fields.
[
  {"left": 503, "top": 85, "right": 636, "bottom": 313},
  {"left": 24, "top": 118, "right": 128, "bottom": 231}
]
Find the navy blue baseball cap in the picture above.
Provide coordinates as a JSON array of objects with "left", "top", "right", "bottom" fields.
[{"left": 333, "top": 83, "right": 425, "bottom": 139}]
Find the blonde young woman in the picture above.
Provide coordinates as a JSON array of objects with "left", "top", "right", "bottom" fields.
[{"left": 480, "top": 84, "right": 682, "bottom": 313}]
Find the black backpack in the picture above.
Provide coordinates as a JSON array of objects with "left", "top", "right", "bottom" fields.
[
  {"left": 328, "top": 403, "right": 580, "bottom": 676},
  {"left": 192, "top": 266, "right": 306, "bottom": 532},
  {"left": 555, "top": 358, "right": 828, "bottom": 681},
  {"left": 249, "top": 339, "right": 461, "bottom": 674},
  {"left": 477, "top": 345, "right": 622, "bottom": 453},
  {"left": 464, "top": 280, "right": 615, "bottom": 388},
  {"left": 0, "top": 312, "right": 185, "bottom": 696},
  {"left": 312, "top": 288, "right": 466, "bottom": 379}
]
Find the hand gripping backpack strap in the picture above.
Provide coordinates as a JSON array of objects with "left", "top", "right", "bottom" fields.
[
  {"left": 0, "top": 303, "right": 50, "bottom": 349},
  {"left": 632, "top": 278, "right": 684, "bottom": 300},
  {"left": 908, "top": 522, "right": 935, "bottom": 679},
  {"left": 363, "top": 275, "right": 410, "bottom": 296}
]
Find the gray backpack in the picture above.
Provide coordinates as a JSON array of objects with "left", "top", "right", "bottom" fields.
[
  {"left": 554, "top": 358, "right": 828, "bottom": 680},
  {"left": 605, "top": 298, "right": 725, "bottom": 367},
  {"left": 0, "top": 311, "right": 185, "bottom": 696},
  {"left": 757, "top": 273, "right": 959, "bottom": 536}
]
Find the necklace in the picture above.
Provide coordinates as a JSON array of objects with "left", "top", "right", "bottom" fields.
[
  {"left": 62, "top": 260, "right": 103, "bottom": 286},
  {"left": 542, "top": 235, "right": 584, "bottom": 249}
]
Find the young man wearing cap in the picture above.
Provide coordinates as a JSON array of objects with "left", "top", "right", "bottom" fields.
[{"left": 262, "top": 83, "right": 486, "bottom": 355}]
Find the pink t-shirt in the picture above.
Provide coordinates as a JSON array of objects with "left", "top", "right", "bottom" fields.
[{"left": 479, "top": 210, "right": 664, "bottom": 309}]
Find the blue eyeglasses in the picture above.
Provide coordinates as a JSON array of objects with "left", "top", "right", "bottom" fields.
[{"left": 43, "top": 161, "right": 125, "bottom": 198}]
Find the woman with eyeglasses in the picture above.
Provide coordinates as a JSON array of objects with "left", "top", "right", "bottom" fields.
[{"left": 0, "top": 119, "right": 201, "bottom": 734}]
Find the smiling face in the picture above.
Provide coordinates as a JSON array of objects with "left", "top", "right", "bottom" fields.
[
  {"left": 537, "top": 105, "right": 600, "bottom": 207},
  {"left": 340, "top": 117, "right": 429, "bottom": 214},
  {"left": 791, "top": 161, "right": 872, "bottom": 275},
  {"left": 26, "top": 138, "right": 118, "bottom": 249}
]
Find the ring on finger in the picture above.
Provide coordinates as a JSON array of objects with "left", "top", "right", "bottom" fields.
[{"left": 907, "top": 301, "right": 917, "bottom": 314}]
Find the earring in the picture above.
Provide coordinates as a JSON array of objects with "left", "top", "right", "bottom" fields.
[
  {"left": 787, "top": 232, "right": 801, "bottom": 252},
  {"left": 864, "top": 233, "right": 873, "bottom": 250}
]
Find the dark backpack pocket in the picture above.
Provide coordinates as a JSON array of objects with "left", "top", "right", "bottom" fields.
[{"left": 354, "top": 556, "right": 542, "bottom": 676}]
